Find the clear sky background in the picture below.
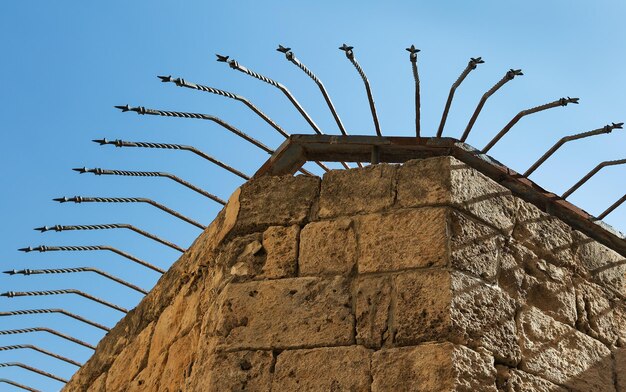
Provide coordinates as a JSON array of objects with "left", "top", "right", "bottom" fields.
[{"left": 1, "top": 1, "right": 625, "bottom": 390}]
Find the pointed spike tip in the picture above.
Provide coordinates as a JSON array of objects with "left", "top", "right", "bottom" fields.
[
  {"left": 53, "top": 197, "right": 67, "bottom": 203},
  {"left": 216, "top": 54, "right": 229, "bottom": 62},
  {"left": 339, "top": 43, "right": 354, "bottom": 52},
  {"left": 72, "top": 167, "right": 88, "bottom": 174},
  {"left": 276, "top": 45, "right": 291, "bottom": 53},
  {"left": 405, "top": 45, "right": 420, "bottom": 53},
  {"left": 613, "top": 122, "right": 624, "bottom": 129},
  {"left": 114, "top": 105, "right": 130, "bottom": 112},
  {"left": 34, "top": 226, "right": 48, "bottom": 232},
  {"left": 471, "top": 57, "right": 485, "bottom": 64},
  {"left": 3, "top": 270, "right": 17, "bottom": 275},
  {"left": 157, "top": 75, "right": 172, "bottom": 83},
  {"left": 17, "top": 247, "right": 32, "bottom": 253},
  {"left": 92, "top": 138, "right": 108, "bottom": 145}
]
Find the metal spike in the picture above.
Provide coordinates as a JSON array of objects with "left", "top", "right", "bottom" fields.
[
  {"left": 0, "top": 308, "right": 110, "bottom": 331},
  {"left": 6, "top": 267, "right": 147, "bottom": 295},
  {"left": 2, "top": 289, "right": 128, "bottom": 313},
  {"left": 17, "top": 244, "right": 164, "bottom": 274},
  {"left": 339, "top": 44, "right": 382, "bottom": 136},
  {"left": 460, "top": 68, "right": 523, "bottom": 142},
  {"left": 0, "top": 363, "right": 68, "bottom": 384},
  {"left": 0, "top": 327, "right": 94, "bottom": 349},
  {"left": 0, "top": 345, "right": 82, "bottom": 367},
  {"left": 406, "top": 45, "right": 421, "bottom": 137},
  {"left": 437, "top": 57, "right": 484, "bottom": 138},
  {"left": 53, "top": 196, "right": 206, "bottom": 229},
  {"left": 562, "top": 158, "right": 626, "bottom": 199},
  {"left": 0, "top": 378, "right": 41, "bottom": 392},
  {"left": 74, "top": 166, "right": 225, "bottom": 206},
  {"left": 482, "top": 97, "right": 579, "bottom": 153},
  {"left": 597, "top": 193, "right": 626, "bottom": 220},
  {"left": 524, "top": 122, "right": 623, "bottom": 176},
  {"left": 36, "top": 222, "right": 185, "bottom": 252}
]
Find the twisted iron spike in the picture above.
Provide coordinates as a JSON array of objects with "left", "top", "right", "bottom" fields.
[
  {"left": 0, "top": 308, "right": 110, "bottom": 332},
  {"left": 598, "top": 193, "right": 626, "bottom": 220},
  {"left": 95, "top": 137, "right": 251, "bottom": 180},
  {"left": 460, "top": 68, "right": 523, "bottom": 142},
  {"left": 339, "top": 44, "right": 382, "bottom": 137},
  {"left": 74, "top": 166, "right": 226, "bottom": 206},
  {"left": 53, "top": 196, "right": 207, "bottom": 229},
  {"left": 0, "top": 327, "right": 95, "bottom": 349},
  {"left": 0, "top": 363, "right": 68, "bottom": 384},
  {"left": 158, "top": 76, "right": 328, "bottom": 173},
  {"left": 18, "top": 245, "right": 165, "bottom": 274},
  {"left": 482, "top": 97, "right": 580, "bottom": 153},
  {"left": 437, "top": 57, "right": 485, "bottom": 138},
  {"left": 0, "top": 378, "right": 41, "bottom": 392},
  {"left": 562, "top": 158, "right": 626, "bottom": 199},
  {"left": 406, "top": 45, "right": 421, "bottom": 137},
  {"left": 5, "top": 267, "right": 148, "bottom": 295},
  {"left": 524, "top": 122, "right": 623, "bottom": 177},
  {"left": 216, "top": 53, "right": 324, "bottom": 136},
  {"left": 36, "top": 222, "right": 185, "bottom": 253},
  {"left": 0, "top": 345, "right": 82, "bottom": 367},
  {"left": 1, "top": 289, "right": 128, "bottom": 313}
]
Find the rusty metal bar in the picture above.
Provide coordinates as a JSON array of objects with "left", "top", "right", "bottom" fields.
[
  {"left": 0, "top": 378, "right": 41, "bottom": 392},
  {"left": 5, "top": 268, "right": 147, "bottom": 295},
  {"left": 524, "top": 122, "right": 623, "bottom": 176},
  {"left": 54, "top": 195, "right": 207, "bottom": 229},
  {"left": 74, "top": 166, "right": 225, "bottom": 206},
  {"left": 482, "top": 97, "right": 579, "bottom": 153},
  {"left": 2, "top": 289, "right": 128, "bottom": 313},
  {"left": 406, "top": 45, "right": 421, "bottom": 137},
  {"left": 437, "top": 57, "right": 484, "bottom": 137},
  {"left": 562, "top": 158, "right": 626, "bottom": 199},
  {"left": 36, "top": 223, "right": 185, "bottom": 253},
  {"left": 19, "top": 244, "right": 164, "bottom": 274},
  {"left": 0, "top": 345, "right": 82, "bottom": 367},
  {"left": 339, "top": 44, "right": 381, "bottom": 136},
  {"left": 0, "top": 308, "right": 110, "bottom": 332},
  {"left": 598, "top": 194, "right": 626, "bottom": 220},
  {"left": 0, "top": 327, "right": 95, "bottom": 349},
  {"left": 0, "top": 363, "right": 67, "bottom": 384},
  {"left": 460, "top": 68, "right": 523, "bottom": 142}
]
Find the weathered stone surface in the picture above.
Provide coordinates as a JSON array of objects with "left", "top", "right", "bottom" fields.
[
  {"left": 86, "top": 373, "right": 106, "bottom": 392},
  {"left": 499, "top": 242, "right": 577, "bottom": 326},
  {"left": 575, "top": 279, "right": 626, "bottom": 347},
  {"left": 129, "top": 351, "right": 167, "bottom": 392},
  {"left": 517, "top": 306, "right": 613, "bottom": 391},
  {"left": 158, "top": 328, "right": 199, "bottom": 391},
  {"left": 575, "top": 231, "right": 626, "bottom": 298},
  {"left": 615, "top": 348, "right": 626, "bottom": 392},
  {"left": 319, "top": 164, "right": 396, "bottom": 218},
  {"left": 371, "top": 342, "right": 497, "bottom": 392},
  {"left": 300, "top": 218, "right": 356, "bottom": 275},
  {"left": 261, "top": 225, "right": 299, "bottom": 279},
  {"left": 272, "top": 346, "right": 372, "bottom": 391},
  {"left": 214, "top": 276, "right": 354, "bottom": 350},
  {"left": 357, "top": 208, "right": 447, "bottom": 273},
  {"left": 105, "top": 322, "right": 154, "bottom": 392},
  {"left": 355, "top": 275, "right": 392, "bottom": 348},
  {"left": 496, "top": 366, "right": 568, "bottom": 392},
  {"left": 396, "top": 156, "right": 451, "bottom": 207},
  {"left": 235, "top": 174, "right": 320, "bottom": 234},
  {"left": 450, "top": 209, "right": 503, "bottom": 281},
  {"left": 191, "top": 350, "right": 274, "bottom": 392}
]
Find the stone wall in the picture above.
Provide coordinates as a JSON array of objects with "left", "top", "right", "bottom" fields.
[{"left": 63, "top": 156, "right": 626, "bottom": 391}]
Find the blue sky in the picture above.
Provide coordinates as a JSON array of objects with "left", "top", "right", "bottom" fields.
[{"left": 1, "top": 1, "right": 625, "bottom": 390}]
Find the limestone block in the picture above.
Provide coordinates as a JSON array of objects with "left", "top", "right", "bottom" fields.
[
  {"left": 615, "top": 348, "right": 626, "bottom": 392},
  {"left": 158, "top": 328, "right": 199, "bottom": 391},
  {"left": 214, "top": 276, "right": 354, "bottom": 350},
  {"left": 235, "top": 174, "right": 320, "bottom": 234},
  {"left": 575, "top": 232, "right": 626, "bottom": 298},
  {"left": 299, "top": 218, "right": 356, "bottom": 275},
  {"left": 517, "top": 307, "right": 613, "bottom": 391},
  {"left": 496, "top": 366, "right": 568, "bottom": 392},
  {"left": 261, "top": 225, "right": 299, "bottom": 279},
  {"left": 371, "top": 342, "right": 497, "bottom": 391},
  {"left": 85, "top": 373, "right": 106, "bottom": 392},
  {"left": 319, "top": 164, "right": 396, "bottom": 218},
  {"left": 355, "top": 275, "right": 392, "bottom": 348},
  {"left": 193, "top": 350, "right": 274, "bottom": 392},
  {"left": 129, "top": 351, "right": 167, "bottom": 392},
  {"left": 104, "top": 322, "right": 154, "bottom": 392},
  {"left": 272, "top": 346, "right": 372, "bottom": 391},
  {"left": 356, "top": 208, "right": 447, "bottom": 273},
  {"left": 575, "top": 279, "right": 626, "bottom": 347}
]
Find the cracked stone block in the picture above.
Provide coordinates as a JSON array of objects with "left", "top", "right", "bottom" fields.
[
  {"left": 496, "top": 366, "right": 567, "bottom": 392},
  {"left": 355, "top": 275, "right": 392, "bottom": 349},
  {"left": 575, "top": 231, "right": 626, "bottom": 298},
  {"left": 575, "top": 279, "right": 626, "bottom": 347}
]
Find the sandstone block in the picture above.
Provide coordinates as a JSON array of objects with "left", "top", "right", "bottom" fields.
[
  {"left": 615, "top": 348, "right": 626, "bottom": 392},
  {"left": 355, "top": 275, "right": 392, "bottom": 348},
  {"left": 357, "top": 208, "right": 447, "bottom": 273},
  {"left": 235, "top": 174, "right": 320, "bottom": 234},
  {"left": 575, "top": 232, "right": 626, "bottom": 298},
  {"left": 517, "top": 306, "right": 613, "bottom": 391},
  {"left": 105, "top": 322, "right": 154, "bottom": 392},
  {"left": 214, "top": 276, "right": 354, "bottom": 350},
  {"left": 575, "top": 279, "right": 626, "bottom": 347},
  {"left": 319, "top": 164, "right": 396, "bottom": 218},
  {"left": 371, "top": 342, "right": 497, "bottom": 391},
  {"left": 299, "top": 218, "right": 356, "bottom": 275},
  {"left": 496, "top": 366, "right": 568, "bottom": 392},
  {"left": 261, "top": 225, "right": 299, "bottom": 279},
  {"left": 192, "top": 350, "right": 274, "bottom": 392},
  {"left": 272, "top": 346, "right": 372, "bottom": 391},
  {"left": 158, "top": 328, "right": 199, "bottom": 391}
]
